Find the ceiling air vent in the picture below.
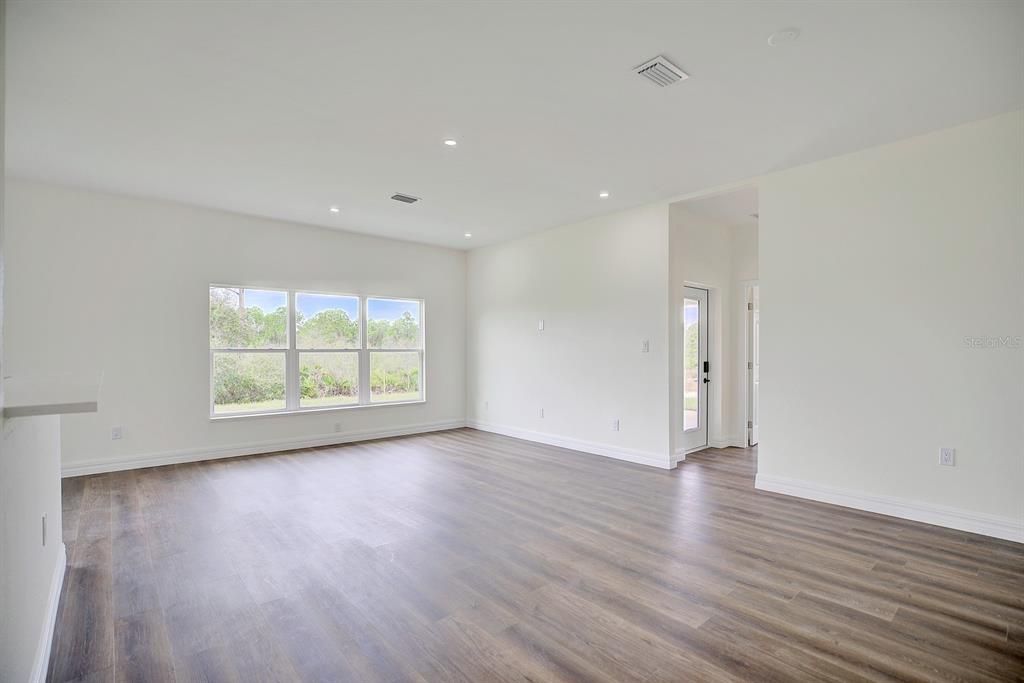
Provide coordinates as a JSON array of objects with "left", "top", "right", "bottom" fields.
[
  {"left": 634, "top": 55, "right": 688, "bottom": 87},
  {"left": 391, "top": 193, "right": 420, "bottom": 204}
]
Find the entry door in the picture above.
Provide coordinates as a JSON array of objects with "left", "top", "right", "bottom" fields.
[
  {"left": 682, "top": 286, "right": 709, "bottom": 452},
  {"left": 748, "top": 286, "right": 760, "bottom": 446}
]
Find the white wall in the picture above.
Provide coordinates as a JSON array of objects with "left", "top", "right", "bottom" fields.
[
  {"left": 4, "top": 180, "right": 467, "bottom": 475},
  {"left": 733, "top": 223, "right": 759, "bottom": 282},
  {"left": 669, "top": 205, "right": 758, "bottom": 455},
  {"left": 757, "top": 110, "right": 1024, "bottom": 541},
  {"left": 466, "top": 203, "right": 672, "bottom": 468},
  {"left": 2, "top": 6, "right": 67, "bottom": 676}
]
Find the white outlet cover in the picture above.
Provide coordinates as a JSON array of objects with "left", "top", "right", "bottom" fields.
[
  {"left": 641, "top": 340, "right": 650, "bottom": 353},
  {"left": 538, "top": 320, "right": 545, "bottom": 331},
  {"left": 111, "top": 426, "right": 122, "bottom": 440}
]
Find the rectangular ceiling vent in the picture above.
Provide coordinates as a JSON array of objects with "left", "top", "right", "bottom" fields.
[
  {"left": 391, "top": 193, "right": 420, "bottom": 204},
  {"left": 634, "top": 55, "right": 689, "bottom": 87}
]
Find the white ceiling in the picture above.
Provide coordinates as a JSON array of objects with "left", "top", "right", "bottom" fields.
[
  {"left": 678, "top": 187, "right": 760, "bottom": 228},
  {"left": 7, "top": 1, "right": 1023, "bottom": 249}
]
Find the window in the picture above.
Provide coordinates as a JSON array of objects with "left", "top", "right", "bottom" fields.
[
  {"left": 210, "top": 286, "right": 424, "bottom": 416},
  {"left": 367, "top": 297, "right": 423, "bottom": 403}
]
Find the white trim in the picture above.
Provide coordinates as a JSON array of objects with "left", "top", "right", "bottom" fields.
[
  {"left": 741, "top": 280, "right": 759, "bottom": 448},
  {"left": 31, "top": 543, "right": 66, "bottom": 683},
  {"left": 709, "top": 435, "right": 745, "bottom": 449},
  {"left": 467, "top": 420, "right": 671, "bottom": 470},
  {"left": 208, "top": 398, "right": 426, "bottom": 420},
  {"left": 61, "top": 420, "right": 465, "bottom": 477},
  {"left": 673, "top": 447, "right": 687, "bottom": 465},
  {"left": 755, "top": 474, "right": 1024, "bottom": 543}
]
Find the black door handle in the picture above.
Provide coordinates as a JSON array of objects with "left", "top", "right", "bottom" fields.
[{"left": 703, "top": 378, "right": 711, "bottom": 384}]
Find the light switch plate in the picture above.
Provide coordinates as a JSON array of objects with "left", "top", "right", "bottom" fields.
[{"left": 940, "top": 447, "right": 955, "bottom": 466}]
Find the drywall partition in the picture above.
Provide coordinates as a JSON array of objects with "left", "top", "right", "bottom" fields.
[
  {"left": 466, "top": 203, "right": 673, "bottom": 468},
  {"left": 4, "top": 180, "right": 467, "bottom": 475},
  {"left": 757, "top": 111, "right": 1024, "bottom": 541},
  {"left": 1, "top": 415, "right": 65, "bottom": 683}
]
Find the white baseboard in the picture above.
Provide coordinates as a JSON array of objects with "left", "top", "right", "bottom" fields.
[
  {"left": 467, "top": 420, "right": 671, "bottom": 470},
  {"left": 31, "top": 543, "right": 66, "bottom": 683},
  {"left": 61, "top": 419, "right": 466, "bottom": 477},
  {"left": 755, "top": 474, "right": 1024, "bottom": 543},
  {"left": 709, "top": 434, "right": 746, "bottom": 449},
  {"left": 676, "top": 440, "right": 734, "bottom": 461}
]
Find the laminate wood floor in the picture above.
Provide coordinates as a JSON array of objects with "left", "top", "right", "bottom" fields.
[{"left": 50, "top": 428, "right": 1024, "bottom": 682}]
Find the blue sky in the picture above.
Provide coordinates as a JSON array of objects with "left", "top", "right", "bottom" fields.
[
  {"left": 238, "top": 289, "right": 418, "bottom": 322},
  {"left": 243, "top": 289, "right": 286, "bottom": 312},
  {"left": 297, "top": 293, "right": 358, "bottom": 319},
  {"left": 683, "top": 302, "right": 699, "bottom": 326},
  {"left": 368, "top": 298, "right": 419, "bottom": 322}
]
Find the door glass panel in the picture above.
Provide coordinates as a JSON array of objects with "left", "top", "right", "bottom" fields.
[{"left": 683, "top": 298, "right": 700, "bottom": 431}]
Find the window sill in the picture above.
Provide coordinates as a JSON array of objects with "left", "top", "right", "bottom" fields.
[{"left": 209, "top": 399, "right": 426, "bottom": 421}]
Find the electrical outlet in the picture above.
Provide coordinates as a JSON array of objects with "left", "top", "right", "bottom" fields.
[
  {"left": 611, "top": 419, "right": 620, "bottom": 432},
  {"left": 333, "top": 422, "right": 342, "bottom": 433},
  {"left": 641, "top": 340, "right": 649, "bottom": 353},
  {"left": 538, "top": 319, "right": 545, "bottom": 331},
  {"left": 940, "top": 447, "right": 956, "bottom": 466},
  {"left": 539, "top": 407, "right": 545, "bottom": 419},
  {"left": 111, "top": 426, "right": 123, "bottom": 440}
]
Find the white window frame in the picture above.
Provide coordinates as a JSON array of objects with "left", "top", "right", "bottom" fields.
[
  {"left": 209, "top": 285, "right": 425, "bottom": 419},
  {"left": 365, "top": 296, "right": 426, "bottom": 405}
]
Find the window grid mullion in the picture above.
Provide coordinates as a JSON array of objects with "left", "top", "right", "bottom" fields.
[
  {"left": 358, "top": 296, "right": 370, "bottom": 405},
  {"left": 286, "top": 290, "right": 299, "bottom": 410}
]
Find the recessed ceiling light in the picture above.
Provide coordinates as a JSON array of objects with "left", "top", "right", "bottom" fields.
[
  {"left": 768, "top": 28, "right": 800, "bottom": 47},
  {"left": 599, "top": 191, "right": 610, "bottom": 199},
  {"left": 464, "top": 232, "right": 473, "bottom": 239},
  {"left": 329, "top": 206, "right": 340, "bottom": 213},
  {"left": 444, "top": 139, "right": 458, "bottom": 146}
]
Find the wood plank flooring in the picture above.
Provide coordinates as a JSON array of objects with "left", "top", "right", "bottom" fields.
[{"left": 50, "top": 428, "right": 1024, "bottom": 682}]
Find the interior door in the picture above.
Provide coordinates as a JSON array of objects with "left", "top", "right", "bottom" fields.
[
  {"left": 748, "top": 285, "right": 760, "bottom": 445},
  {"left": 682, "top": 286, "right": 709, "bottom": 452}
]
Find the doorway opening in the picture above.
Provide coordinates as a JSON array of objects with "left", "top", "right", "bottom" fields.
[{"left": 669, "top": 184, "right": 758, "bottom": 463}]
